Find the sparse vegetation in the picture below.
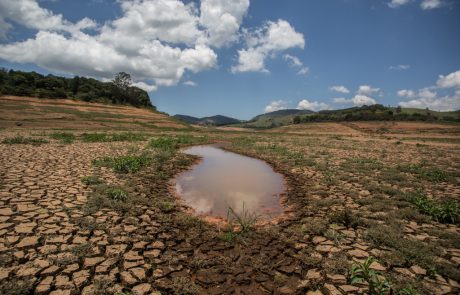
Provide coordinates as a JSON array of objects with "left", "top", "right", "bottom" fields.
[
  {"left": 2, "top": 135, "right": 48, "bottom": 145},
  {"left": 50, "top": 132, "right": 76, "bottom": 144}
]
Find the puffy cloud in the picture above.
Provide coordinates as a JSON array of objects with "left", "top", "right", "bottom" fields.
[
  {"left": 232, "top": 19, "right": 305, "bottom": 73},
  {"left": 0, "top": 0, "right": 96, "bottom": 38},
  {"left": 329, "top": 85, "right": 350, "bottom": 94},
  {"left": 388, "top": 0, "right": 411, "bottom": 8},
  {"left": 183, "top": 80, "right": 197, "bottom": 87},
  {"left": 398, "top": 93, "right": 460, "bottom": 111},
  {"left": 397, "top": 89, "right": 416, "bottom": 98},
  {"left": 0, "top": 0, "right": 220, "bottom": 90},
  {"left": 389, "top": 64, "right": 410, "bottom": 70},
  {"left": 357, "top": 85, "right": 380, "bottom": 96},
  {"left": 132, "top": 81, "right": 158, "bottom": 92},
  {"left": 264, "top": 100, "right": 288, "bottom": 113},
  {"left": 398, "top": 70, "right": 460, "bottom": 111},
  {"left": 283, "top": 54, "right": 309, "bottom": 75},
  {"left": 333, "top": 95, "right": 377, "bottom": 106},
  {"left": 297, "top": 99, "right": 329, "bottom": 111},
  {"left": 421, "top": 0, "right": 443, "bottom": 9},
  {"left": 199, "top": 0, "right": 250, "bottom": 47},
  {"left": 437, "top": 70, "right": 460, "bottom": 89},
  {"left": 352, "top": 95, "right": 377, "bottom": 106}
]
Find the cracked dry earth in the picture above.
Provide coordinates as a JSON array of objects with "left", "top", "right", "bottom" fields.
[{"left": 1, "top": 132, "right": 460, "bottom": 295}]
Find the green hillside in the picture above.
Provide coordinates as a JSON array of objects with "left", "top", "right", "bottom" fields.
[{"left": 0, "top": 69, "right": 154, "bottom": 109}]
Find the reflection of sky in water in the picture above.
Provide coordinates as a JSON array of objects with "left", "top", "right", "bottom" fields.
[{"left": 175, "top": 145, "right": 285, "bottom": 219}]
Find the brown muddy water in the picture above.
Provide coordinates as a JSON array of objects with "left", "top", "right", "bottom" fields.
[{"left": 175, "top": 145, "right": 285, "bottom": 219}]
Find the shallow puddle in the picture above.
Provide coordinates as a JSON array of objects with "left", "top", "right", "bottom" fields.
[{"left": 175, "top": 145, "right": 285, "bottom": 219}]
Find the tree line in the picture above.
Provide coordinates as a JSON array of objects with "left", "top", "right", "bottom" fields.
[
  {"left": 0, "top": 69, "right": 155, "bottom": 109},
  {"left": 292, "top": 105, "right": 459, "bottom": 123}
]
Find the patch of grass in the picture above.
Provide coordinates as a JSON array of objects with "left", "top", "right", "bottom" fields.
[
  {"left": 93, "top": 153, "right": 151, "bottom": 173},
  {"left": 407, "top": 191, "right": 460, "bottom": 224},
  {"left": 1, "top": 135, "right": 48, "bottom": 145},
  {"left": 218, "top": 230, "right": 240, "bottom": 244},
  {"left": 0, "top": 278, "right": 35, "bottom": 295},
  {"left": 81, "top": 175, "right": 103, "bottom": 185},
  {"left": 328, "top": 209, "right": 364, "bottom": 229},
  {"left": 81, "top": 132, "right": 147, "bottom": 143},
  {"left": 149, "top": 134, "right": 208, "bottom": 150},
  {"left": 365, "top": 224, "right": 438, "bottom": 269},
  {"left": 397, "top": 163, "right": 449, "bottom": 182},
  {"left": 227, "top": 203, "right": 258, "bottom": 233},
  {"left": 49, "top": 132, "right": 75, "bottom": 144},
  {"left": 159, "top": 201, "right": 176, "bottom": 213},
  {"left": 106, "top": 187, "right": 128, "bottom": 202},
  {"left": 301, "top": 218, "right": 329, "bottom": 236},
  {"left": 170, "top": 277, "right": 199, "bottom": 295}
]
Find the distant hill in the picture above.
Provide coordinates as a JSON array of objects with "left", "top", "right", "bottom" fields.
[
  {"left": 238, "top": 109, "right": 316, "bottom": 129},
  {"left": 0, "top": 69, "right": 154, "bottom": 109},
  {"left": 173, "top": 114, "right": 241, "bottom": 126}
]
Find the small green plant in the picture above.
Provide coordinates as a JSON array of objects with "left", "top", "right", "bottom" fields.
[
  {"left": 50, "top": 132, "right": 75, "bottom": 144},
  {"left": 2, "top": 135, "right": 48, "bottom": 145},
  {"left": 106, "top": 187, "right": 128, "bottom": 202},
  {"left": 81, "top": 133, "right": 110, "bottom": 142},
  {"left": 349, "top": 256, "right": 391, "bottom": 295},
  {"left": 218, "top": 231, "right": 239, "bottom": 244},
  {"left": 81, "top": 175, "right": 102, "bottom": 185},
  {"left": 227, "top": 203, "right": 258, "bottom": 233},
  {"left": 160, "top": 201, "right": 176, "bottom": 212}
]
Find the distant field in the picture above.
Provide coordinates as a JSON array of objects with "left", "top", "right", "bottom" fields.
[{"left": 0, "top": 95, "right": 187, "bottom": 130}]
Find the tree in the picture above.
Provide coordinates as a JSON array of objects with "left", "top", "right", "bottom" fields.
[
  {"left": 112, "top": 72, "right": 132, "bottom": 92},
  {"left": 293, "top": 115, "right": 301, "bottom": 124}
]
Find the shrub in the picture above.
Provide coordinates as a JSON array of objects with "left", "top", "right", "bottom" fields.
[
  {"left": 329, "top": 209, "right": 364, "bottom": 229},
  {"left": 50, "top": 132, "right": 75, "bottom": 144}
]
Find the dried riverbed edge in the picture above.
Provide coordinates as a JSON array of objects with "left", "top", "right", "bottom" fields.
[{"left": 0, "top": 133, "right": 458, "bottom": 295}]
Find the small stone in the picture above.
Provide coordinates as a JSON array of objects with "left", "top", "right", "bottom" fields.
[
  {"left": 323, "top": 283, "right": 342, "bottom": 295},
  {"left": 129, "top": 267, "right": 146, "bottom": 281},
  {"left": 326, "top": 274, "right": 346, "bottom": 284},
  {"left": 16, "top": 236, "right": 39, "bottom": 248},
  {"left": 132, "top": 283, "right": 151, "bottom": 295},
  {"left": 306, "top": 269, "right": 322, "bottom": 280},
  {"left": 410, "top": 265, "right": 427, "bottom": 276},
  {"left": 316, "top": 245, "right": 333, "bottom": 253},
  {"left": 73, "top": 269, "right": 90, "bottom": 287},
  {"left": 84, "top": 257, "right": 104, "bottom": 267},
  {"left": 124, "top": 251, "right": 143, "bottom": 261},
  {"left": 394, "top": 267, "right": 415, "bottom": 278},
  {"left": 279, "top": 286, "right": 294, "bottom": 294},
  {"left": 370, "top": 261, "right": 386, "bottom": 271},
  {"left": 41, "top": 265, "right": 60, "bottom": 276},
  {"left": 106, "top": 244, "right": 127, "bottom": 256},
  {"left": 120, "top": 271, "right": 138, "bottom": 286},
  {"left": 347, "top": 249, "right": 368, "bottom": 258},
  {"left": 339, "top": 285, "right": 360, "bottom": 293},
  {"left": 313, "top": 236, "right": 327, "bottom": 244},
  {"left": 0, "top": 208, "right": 14, "bottom": 215},
  {"left": 150, "top": 241, "right": 165, "bottom": 249},
  {"left": 144, "top": 249, "right": 161, "bottom": 259},
  {"left": 35, "top": 276, "right": 54, "bottom": 294}
]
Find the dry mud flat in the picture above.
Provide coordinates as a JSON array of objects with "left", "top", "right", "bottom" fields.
[{"left": 0, "top": 127, "right": 459, "bottom": 295}]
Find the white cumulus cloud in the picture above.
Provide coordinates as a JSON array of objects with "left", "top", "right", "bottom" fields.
[
  {"left": 398, "top": 69, "right": 460, "bottom": 111},
  {"left": 389, "top": 64, "right": 411, "bottom": 70},
  {"left": 388, "top": 0, "right": 411, "bottom": 8},
  {"left": 357, "top": 85, "right": 380, "bottom": 96},
  {"left": 132, "top": 81, "right": 158, "bottom": 92},
  {"left": 199, "top": 0, "right": 250, "bottom": 48},
  {"left": 437, "top": 70, "right": 460, "bottom": 89},
  {"left": 232, "top": 19, "right": 305, "bottom": 73},
  {"left": 264, "top": 100, "right": 288, "bottom": 113},
  {"left": 421, "top": 0, "right": 443, "bottom": 10},
  {"left": 283, "top": 54, "right": 309, "bottom": 75},
  {"left": 183, "top": 80, "right": 197, "bottom": 87},
  {"left": 397, "top": 89, "right": 416, "bottom": 98},
  {"left": 329, "top": 85, "right": 350, "bottom": 94},
  {"left": 297, "top": 99, "right": 329, "bottom": 111}
]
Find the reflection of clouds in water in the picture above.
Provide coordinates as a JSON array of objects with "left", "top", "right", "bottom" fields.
[
  {"left": 227, "top": 191, "right": 259, "bottom": 215},
  {"left": 176, "top": 145, "right": 284, "bottom": 219},
  {"left": 183, "top": 175, "right": 194, "bottom": 181},
  {"left": 191, "top": 197, "right": 214, "bottom": 214}
]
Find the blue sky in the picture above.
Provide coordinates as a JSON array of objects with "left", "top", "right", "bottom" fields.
[{"left": 0, "top": 0, "right": 459, "bottom": 119}]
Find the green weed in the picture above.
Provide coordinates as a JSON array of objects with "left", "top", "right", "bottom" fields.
[
  {"left": 349, "top": 257, "right": 391, "bottom": 295},
  {"left": 50, "top": 132, "right": 75, "bottom": 144},
  {"left": 2, "top": 135, "right": 48, "bottom": 145}
]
